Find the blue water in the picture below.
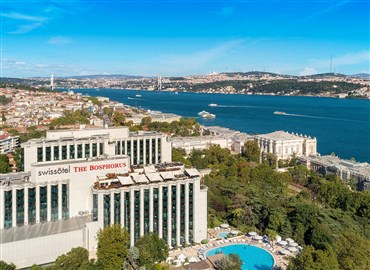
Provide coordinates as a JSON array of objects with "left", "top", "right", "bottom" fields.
[
  {"left": 77, "top": 89, "right": 370, "bottom": 162},
  {"left": 206, "top": 244, "right": 274, "bottom": 270},
  {"left": 219, "top": 232, "right": 229, "bottom": 238}
]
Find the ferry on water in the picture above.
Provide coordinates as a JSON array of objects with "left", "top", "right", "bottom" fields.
[
  {"left": 274, "top": 111, "right": 287, "bottom": 115},
  {"left": 135, "top": 94, "right": 142, "bottom": 97},
  {"left": 209, "top": 103, "right": 218, "bottom": 107},
  {"left": 198, "top": 110, "right": 216, "bottom": 119}
]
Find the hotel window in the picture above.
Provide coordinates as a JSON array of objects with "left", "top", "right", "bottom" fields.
[
  {"left": 85, "top": 143, "right": 90, "bottom": 158},
  {"left": 291, "top": 147, "right": 294, "bottom": 153},
  {"left": 77, "top": 144, "right": 83, "bottom": 158},
  {"left": 70, "top": 145, "right": 75, "bottom": 159},
  {"left": 127, "top": 141, "right": 131, "bottom": 158},
  {"left": 93, "top": 194, "right": 98, "bottom": 221},
  {"left": 16, "top": 189, "right": 24, "bottom": 226},
  {"left": 39, "top": 186, "right": 47, "bottom": 223},
  {"left": 4, "top": 191, "right": 12, "bottom": 228},
  {"left": 103, "top": 194, "right": 110, "bottom": 227},
  {"left": 62, "top": 184, "right": 69, "bottom": 219},
  {"left": 145, "top": 139, "right": 150, "bottom": 164},
  {"left": 124, "top": 192, "right": 130, "bottom": 232},
  {"left": 162, "top": 187, "right": 168, "bottom": 242},
  {"left": 28, "top": 188, "right": 36, "bottom": 224},
  {"left": 134, "top": 191, "right": 140, "bottom": 242},
  {"left": 45, "top": 146, "right": 51, "bottom": 161},
  {"left": 133, "top": 141, "right": 138, "bottom": 165},
  {"left": 151, "top": 138, "right": 156, "bottom": 164},
  {"left": 53, "top": 146, "right": 59, "bottom": 160},
  {"left": 122, "top": 141, "right": 126, "bottom": 155},
  {"left": 114, "top": 193, "right": 121, "bottom": 224},
  {"left": 144, "top": 189, "right": 150, "bottom": 234},
  {"left": 153, "top": 188, "right": 159, "bottom": 234},
  {"left": 285, "top": 147, "right": 288, "bottom": 154},
  {"left": 158, "top": 138, "right": 162, "bottom": 163},
  {"left": 180, "top": 184, "right": 186, "bottom": 243},
  {"left": 92, "top": 143, "right": 97, "bottom": 157},
  {"left": 37, "top": 147, "right": 43, "bottom": 162},
  {"left": 139, "top": 140, "right": 144, "bottom": 164},
  {"left": 116, "top": 141, "right": 121, "bottom": 155},
  {"left": 51, "top": 185, "right": 58, "bottom": 221},
  {"left": 99, "top": 142, "right": 104, "bottom": 156},
  {"left": 62, "top": 145, "right": 67, "bottom": 160},
  {"left": 171, "top": 186, "right": 177, "bottom": 245},
  {"left": 189, "top": 183, "right": 194, "bottom": 242}
]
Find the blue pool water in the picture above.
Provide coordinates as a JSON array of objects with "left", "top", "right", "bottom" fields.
[
  {"left": 206, "top": 244, "right": 274, "bottom": 270},
  {"left": 218, "top": 232, "right": 229, "bottom": 238}
]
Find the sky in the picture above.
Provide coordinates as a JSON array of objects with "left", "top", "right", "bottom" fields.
[{"left": 0, "top": 0, "right": 369, "bottom": 77}]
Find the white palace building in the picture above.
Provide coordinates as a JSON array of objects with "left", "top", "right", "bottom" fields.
[{"left": 0, "top": 127, "right": 208, "bottom": 268}]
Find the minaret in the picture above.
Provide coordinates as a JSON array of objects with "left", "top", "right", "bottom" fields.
[{"left": 50, "top": 74, "right": 54, "bottom": 90}]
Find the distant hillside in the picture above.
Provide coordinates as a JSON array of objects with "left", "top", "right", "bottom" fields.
[
  {"left": 352, "top": 73, "right": 370, "bottom": 78},
  {"left": 66, "top": 74, "right": 147, "bottom": 79}
]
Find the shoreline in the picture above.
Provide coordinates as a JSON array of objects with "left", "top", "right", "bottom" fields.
[{"left": 69, "top": 87, "right": 370, "bottom": 100}]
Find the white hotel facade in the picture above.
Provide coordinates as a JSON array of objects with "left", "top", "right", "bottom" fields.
[{"left": 0, "top": 127, "right": 208, "bottom": 268}]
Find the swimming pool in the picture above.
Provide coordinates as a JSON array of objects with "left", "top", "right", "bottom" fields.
[
  {"left": 206, "top": 244, "right": 274, "bottom": 270},
  {"left": 218, "top": 232, "right": 229, "bottom": 238}
]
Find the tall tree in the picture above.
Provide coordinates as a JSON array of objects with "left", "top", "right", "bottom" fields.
[
  {"left": 0, "top": 261, "right": 16, "bottom": 270},
  {"left": 335, "top": 232, "right": 370, "bottom": 270},
  {"left": 135, "top": 232, "right": 169, "bottom": 269},
  {"left": 96, "top": 225, "right": 130, "bottom": 270},
  {"left": 243, "top": 140, "right": 260, "bottom": 163},
  {"left": 51, "top": 247, "right": 90, "bottom": 270}
]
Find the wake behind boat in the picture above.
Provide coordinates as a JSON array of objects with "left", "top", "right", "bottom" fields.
[{"left": 274, "top": 111, "right": 287, "bottom": 115}]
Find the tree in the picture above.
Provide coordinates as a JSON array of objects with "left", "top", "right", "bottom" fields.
[
  {"left": 335, "top": 232, "right": 370, "bottom": 270},
  {"left": 243, "top": 140, "right": 260, "bottom": 163},
  {"left": 135, "top": 232, "right": 169, "bottom": 269},
  {"left": 51, "top": 247, "right": 90, "bottom": 270},
  {"left": 96, "top": 224, "right": 130, "bottom": 270},
  {"left": 288, "top": 246, "right": 339, "bottom": 270},
  {"left": 214, "top": 254, "right": 242, "bottom": 270},
  {"left": 141, "top": 116, "right": 152, "bottom": 126},
  {"left": 0, "top": 261, "right": 16, "bottom": 270},
  {"left": 0, "top": 154, "right": 10, "bottom": 173},
  {"left": 112, "top": 112, "right": 126, "bottom": 126}
]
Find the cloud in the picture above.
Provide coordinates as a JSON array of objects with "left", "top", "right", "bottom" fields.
[
  {"left": 0, "top": 12, "right": 47, "bottom": 22},
  {"left": 8, "top": 22, "right": 44, "bottom": 34},
  {"left": 158, "top": 39, "right": 244, "bottom": 71},
  {"left": 300, "top": 67, "right": 317, "bottom": 76},
  {"left": 48, "top": 36, "right": 72, "bottom": 45},
  {"left": 303, "top": 0, "right": 349, "bottom": 22},
  {"left": 314, "top": 50, "right": 370, "bottom": 68}
]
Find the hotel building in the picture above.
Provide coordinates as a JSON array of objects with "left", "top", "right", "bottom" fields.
[{"left": 0, "top": 127, "right": 208, "bottom": 268}]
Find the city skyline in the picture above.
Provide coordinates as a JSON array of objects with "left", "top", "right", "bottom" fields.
[{"left": 1, "top": 0, "right": 369, "bottom": 77}]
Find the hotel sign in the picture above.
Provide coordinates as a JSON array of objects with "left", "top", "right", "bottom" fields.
[{"left": 32, "top": 158, "right": 129, "bottom": 182}]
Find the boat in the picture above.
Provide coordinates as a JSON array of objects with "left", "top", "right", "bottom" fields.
[
  {"left": 209, "top": 103, "right": 218, "bottom": 107},
  {"left": 135, "top": 94, "right": 142, "bottom": 97},
  {"left": 274, "top": 111, "right": 286, "bottom": 115},
  {"left": 202, "top": 113, "right": 216, "bottom": 119},
  {"left": 198, "top": 110, "right": 216, "bottom": 119},
  {"left": 198, "top": 110, "right": 208, "bottom": 116}
]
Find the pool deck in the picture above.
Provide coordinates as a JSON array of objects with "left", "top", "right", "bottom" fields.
[{"left": 169, "top": 229, "right": 290, "bottom": 269}]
